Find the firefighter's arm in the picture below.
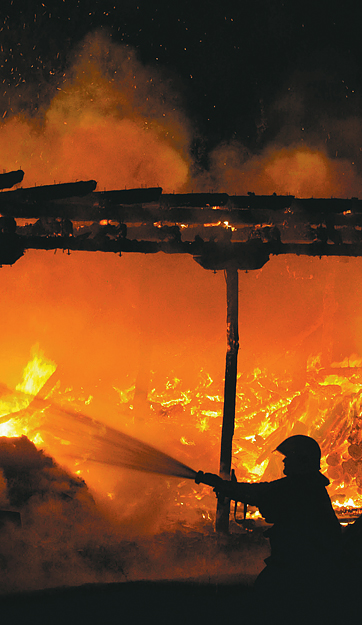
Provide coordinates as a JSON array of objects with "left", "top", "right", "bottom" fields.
[{"left": 195, "top": 470, "right": 267, "bottom": 505}]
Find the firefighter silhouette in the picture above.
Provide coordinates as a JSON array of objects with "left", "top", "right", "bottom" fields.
[{"left": 196, "top": 435, "right": 342, "bottom": 624}]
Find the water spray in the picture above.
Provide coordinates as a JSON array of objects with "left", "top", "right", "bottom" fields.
[
  {"left": 32, "top": 404, "right": 224, "bottom": 487},
  {"left": 1, "top": 391, "right": 224, "bottom": 490}
]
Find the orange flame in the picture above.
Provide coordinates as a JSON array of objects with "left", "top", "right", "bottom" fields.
[{"left": 3, "top": 343, "right": 362, "bottom": 523}]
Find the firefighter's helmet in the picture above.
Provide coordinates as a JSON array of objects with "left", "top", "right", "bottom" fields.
[{"left": 276, "top": 435, "right": 321, "bottom": 473}]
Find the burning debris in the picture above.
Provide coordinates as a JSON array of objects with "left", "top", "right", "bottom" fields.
[
  {"left": 4, "top": 345, "right": 362, "bottom": 528},
  {"left": 0, "top": 350, "right": 269, "bottom": 594}
]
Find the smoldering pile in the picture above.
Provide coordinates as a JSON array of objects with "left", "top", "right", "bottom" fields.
[
  {"left": 0, "top": 435, "right": 90, "bottom": 510},
  {"left": 0, "top": 434, "right": 126, "bottom": 593}
]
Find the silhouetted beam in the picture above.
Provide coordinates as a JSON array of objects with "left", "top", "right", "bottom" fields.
[
  {"left": 2, "top": 200, "right": 362, "bottom": 228},
  {"left": 98, "top": 187, "right": 162, "bottom": 205},
  {"left": 231, "top": 193, "right": 294, "bottom": 210},
  {"left": 293, "top": 197, "right": 362, "bottom": 214},
  {"left": 0, "top": 170, "right": 24, "bottom": 190},
  {"left": 3, "top": 183, "right": 362, "bottom": 224},
  {"left": 4, "top": 234, "right": 362, "bottom": 268},
  {"left": 1, "top": 237, "right": 271, "bottom": 271},
  {"left": 161, "top": 193, "right": 229, "bottom": 207},
  {"left": 0, "top": 180, "right": 97, "bottom": 206}
]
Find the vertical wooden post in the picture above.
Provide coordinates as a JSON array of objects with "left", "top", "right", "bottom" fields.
[{"left": 216, "top": 266, "right": 239, "bottom": 533}]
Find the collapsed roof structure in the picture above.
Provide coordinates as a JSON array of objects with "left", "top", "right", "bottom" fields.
[{"left": 0, "top": 170, "right": 362, "bottom": 270}]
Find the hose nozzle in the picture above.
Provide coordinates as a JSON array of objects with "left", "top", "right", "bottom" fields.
[{"left": 195, "top": 471, "right": 222, "bottom": 489}]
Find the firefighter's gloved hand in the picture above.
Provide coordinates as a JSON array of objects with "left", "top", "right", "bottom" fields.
[{"left": 195, "top": 471, "right": 223, "bottom": 489}]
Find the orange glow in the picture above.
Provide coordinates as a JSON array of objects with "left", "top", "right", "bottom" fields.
[
  {"left": 5, "top": 342, "right": 362, "bottom": 519},
  {"left": 0, "top": 252, "right": 362, "bottom": 527},
  {"left": 264, "top": 148, "right": 334, "bottom": 197},
  {"left": 1, "top": 34, "right": 362, "bottom": 528},
  {"left": 0, "top": 33, "right": 190, "bottom": 192},
  {"left": 207, "top": 144, "right": 361, "bottom": 197}
]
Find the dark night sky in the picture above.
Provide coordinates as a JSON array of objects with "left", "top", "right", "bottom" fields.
[{"left": 1, "top": 0, "right": 362, "bottom": 171}]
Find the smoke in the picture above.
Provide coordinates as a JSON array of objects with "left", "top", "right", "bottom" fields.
[
  {"left": 2, "top": 30, "right": 362, "bottom": 198},
  {"left": 199, "top": 143, "right": 361, "bottom": 197},
  {"left": 0, "top": 31, "right": 191, "bottom": 192},
  {"left": 0, "top": 435, "right": 267, "bottom": 594},
  {"left": 191, "top": 47, "right": 362, "bottom": 197}
]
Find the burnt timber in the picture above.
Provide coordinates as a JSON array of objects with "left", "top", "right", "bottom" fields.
[{"left": 2, "top": 174, "right": 362, "bottom": 268}]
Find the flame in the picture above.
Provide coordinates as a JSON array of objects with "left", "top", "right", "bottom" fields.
[
  {"left": 333, "top": 497, "right": 358, "bottom": 509},
  {"left": 2, "top": 346, "right": 362, "bottom": 523},
  {"left": 15, "top": 349, "right": 56, "bottom": 396},
  {"left": 0, "top": 255, "right": 362, "bottom": 516},
  {"left": 0, "top": 348, "right": 55, "bottom": 439}
]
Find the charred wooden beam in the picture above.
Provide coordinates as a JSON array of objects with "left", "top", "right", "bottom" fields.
[
  {"left": 0, "top": 170, "right": 24, "bottom": 190},
  {"left": 230, "top": 192, "right": 294, "bottom": 210},
  {"left": 3, "top": 234, "right": 362, "bottom": 269},
  {"left": 229, "top": 194, "right": 362, "bottom": 214},
  {"left": 0, "top": 233, "right": 24, "bottom": 266},
  {"left": 14, "top": 236, "right": 272, "bottom": 270},
  {"left": 22, "top": 235, "right": 162, "bottom": 255},
  {"left": 0, "top": 201, "right": 360, "bottom": 231},
  {"left": 3, "top": 185, "right": 362, "bottom": 230},
  {"left": 216, "top": 267, "right": 239, "bottom": 534},
  {"left": 3, "top": 181, "right": 362, "bottom": 266},
  {"left": 292, "top": 197, "right": 362, "bottom": 214},
  {"left": 161, "top": 192, "right": 229, "bottom": 207},
  {"left": 98, "top": 187, "right": 162, "bottom": 205},
  {"left": 0, "top": 180, "right": 97, "bottom": 211}
]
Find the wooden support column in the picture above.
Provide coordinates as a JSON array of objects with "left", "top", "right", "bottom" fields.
[{"left": 216, "top": 266, "right": 239, "bottom": 533}]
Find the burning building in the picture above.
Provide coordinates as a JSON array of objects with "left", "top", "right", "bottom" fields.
[
  {"left": 0, "top": 164, "right": 360, "bottom": 625},
  {"left": 0, "top": 172, "right": 362, "bottom": 536},
  {"left": 1, "top": 3, "right": 362, "bottom": 621}
]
